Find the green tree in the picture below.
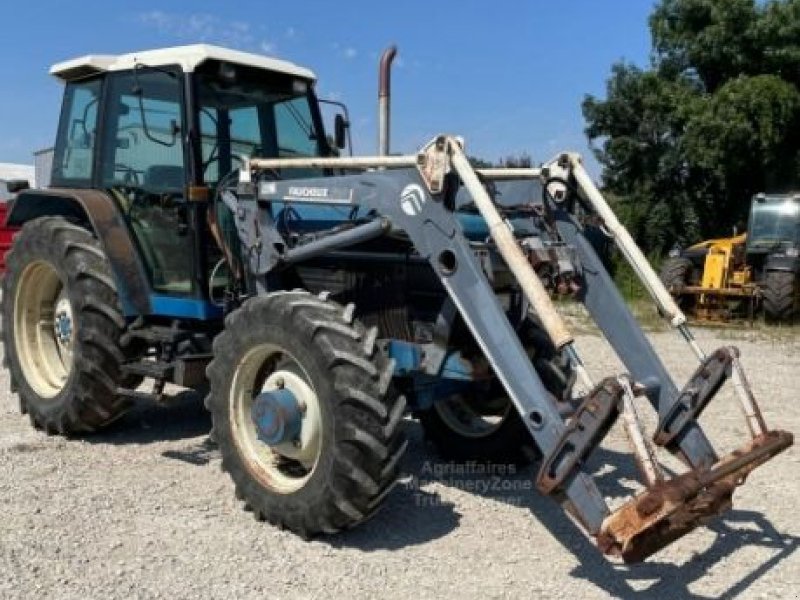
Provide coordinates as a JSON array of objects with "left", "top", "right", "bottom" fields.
[{"left": 584, "top": 0, "right": 800, "bottom": 254}]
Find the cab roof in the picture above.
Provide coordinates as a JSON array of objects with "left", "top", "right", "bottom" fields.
[{"left": 50, "top": 44, "right": 316, "bottom": 83}]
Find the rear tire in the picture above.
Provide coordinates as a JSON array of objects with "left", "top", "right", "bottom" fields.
[
  {"left": 206, "top": 291, "right": 407, "bottom": 537},
  {"left": 762, "top": 271, "right": 798, "bottom": 322},
  {"left": 1, "top": 217, "right": 137, "bottom": 434}
]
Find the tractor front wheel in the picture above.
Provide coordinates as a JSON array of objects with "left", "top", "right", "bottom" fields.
[{"left": 206, "top": 291, "right": 407, "bottom": 536}]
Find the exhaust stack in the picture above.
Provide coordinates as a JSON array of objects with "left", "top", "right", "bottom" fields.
[{"left": 378, "top": 45, "right": 397, "bottom": 156}]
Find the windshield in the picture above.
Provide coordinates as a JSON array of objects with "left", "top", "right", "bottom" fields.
[
  {"left": 196, "top": 63, "right": 326, "bottom": 184},
  {"left": 748, "top": 196, "right": 800, "bottom": 248}
]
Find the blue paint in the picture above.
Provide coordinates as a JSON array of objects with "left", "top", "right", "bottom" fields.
[
  {"left": 149, "top": 295, "right": 224, "bottom": 320},
  {"left": 385, "top": 340, "right": 477, "bottom": 411},
  {"left": 251, "top": 388, "right": 303, "bottom": 446},
  {"left": 386, "top": 340, "right": 422, "bottom": 375},
  {"left": 439, "top": 351, "right": 474, "bottom": 381}
]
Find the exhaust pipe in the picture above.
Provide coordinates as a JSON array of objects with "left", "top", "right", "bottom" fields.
[{"left": 378, "top": 45, "right": 397, "bottom": 156}]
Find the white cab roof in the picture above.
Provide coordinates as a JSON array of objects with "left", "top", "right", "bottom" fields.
[{"left": 50, "top": 44, "right": 316, "bottom": 82}]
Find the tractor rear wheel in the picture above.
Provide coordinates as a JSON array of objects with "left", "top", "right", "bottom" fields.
[
  {"left": 762, "top": 271, "right": 798, "bottom": 322},
  {"left": 418, "top": 321, "right": 574, "bottom": 465},
  {"left": 1, "top": 217, "right": 137, "bottom": 434},
  {"left": 206, "top": 291, "right": 407, "bottom": 536}
]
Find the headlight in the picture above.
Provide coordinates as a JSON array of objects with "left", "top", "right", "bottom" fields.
[{"left": 786, "top": 247, "right": 799, "bottom": 258}]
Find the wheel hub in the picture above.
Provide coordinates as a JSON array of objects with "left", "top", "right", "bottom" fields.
[
  {"left": 53, "top": 297, "right": 73, "bottom": 348},
  {"left": 251, "top": 387, "right": 303, "bottom": 446},
  {"left": 257, "top": 370, "right": 320, "bottom": 466}
]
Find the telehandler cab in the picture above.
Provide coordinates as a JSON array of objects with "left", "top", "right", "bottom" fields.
[{"left": 1, "top": 44, "right": 791, "bottom": 562}]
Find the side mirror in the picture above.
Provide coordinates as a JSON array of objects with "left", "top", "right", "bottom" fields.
[{"left": 334, "top": 114, "right": 348, "bottom": 150}]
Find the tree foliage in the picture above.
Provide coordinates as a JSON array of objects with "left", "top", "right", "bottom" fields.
[{"left": 584, "top": 0, "right": 800, "bottom": 253}]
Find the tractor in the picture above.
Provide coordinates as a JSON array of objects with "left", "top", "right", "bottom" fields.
[
  {"left": 660, "top": 193, "right": 800, "bottom": 322},
  {"left": 0, "top": 44, "right": 791, "bottom": 563}
]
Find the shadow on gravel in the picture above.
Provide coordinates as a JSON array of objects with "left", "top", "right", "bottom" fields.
[
  {"left": 378, "top": 437, "right": 799, "bottom": 598},
  {"left": 324, "top": 424, "right": 463, "bottom": 551},
  {"left": 85, "top": 389, "right": 212, "bottom": 446},
  {"left": 547, "top": 503, "right": 799, "bottom": 599},
  {"left": 528, "top": 447, "right": 800, "bottom": 599}
]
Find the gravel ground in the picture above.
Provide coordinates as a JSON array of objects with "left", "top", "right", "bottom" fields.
[{"left": 1, "top": 325, "right": 798, "bottom": 599}]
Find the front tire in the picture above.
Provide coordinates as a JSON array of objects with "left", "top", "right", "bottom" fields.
[
  {"left": 418, "top": 321, "right": 574, "bottom": 465},
  {"left": 762, "top": 271, "right": 798, "bottom": 322},
  {"left": 206, "top": 291, "right": 407, "bottom": 536},
  {"left": 1, "top": 217, "right": 137, "bottom": 434}
]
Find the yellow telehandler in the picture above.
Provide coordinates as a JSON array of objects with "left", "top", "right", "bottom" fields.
[{"left": 660, "top": 193, "right": 800, "bottom": 321}]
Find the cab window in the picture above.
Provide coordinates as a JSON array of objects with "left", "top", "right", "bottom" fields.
[{"left": 52, "top": 78, "right": 101, "bottom": 185}]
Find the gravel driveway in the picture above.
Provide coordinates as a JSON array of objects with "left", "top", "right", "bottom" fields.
[{"left": 1, "top": 326, "right": 798, "bottom": 599}]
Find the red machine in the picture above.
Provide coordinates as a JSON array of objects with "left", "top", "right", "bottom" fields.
[{"left": 0, "top": 180, "right": 26, "bottom": 272}]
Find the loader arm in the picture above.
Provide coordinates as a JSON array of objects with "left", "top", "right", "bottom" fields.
[{"left": 227, "top": 136, "right": 792, "bottom": 562}]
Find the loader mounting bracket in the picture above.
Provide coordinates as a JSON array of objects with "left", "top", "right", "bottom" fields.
[
  {"left": 536, "top": 378, "right": 623, "bottom": 495},
  {"left": 653, "top": 347, "right": 735, "bottom": 447}
]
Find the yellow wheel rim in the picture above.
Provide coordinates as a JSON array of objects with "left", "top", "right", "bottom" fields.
[{"left": 13, "top": 260, "right": 74, "bottom": 398}]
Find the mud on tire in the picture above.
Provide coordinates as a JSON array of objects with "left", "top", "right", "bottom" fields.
[
  {"left": 1, "top": 217, "right": 139, "bottom": 434},
  {"left": 205, "top": 291, "right": 407, "bottom": 537}
]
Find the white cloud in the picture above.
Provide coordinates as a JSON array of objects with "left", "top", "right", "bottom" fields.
[
  {"left": 285, "top": 26, "right": 296, "bottom": 39},
  {"left": 343, "top": 47, "right": 358, "bottom": 59},
  {"left": 138, "top": 11, "right": 275, "bottom": 54}
]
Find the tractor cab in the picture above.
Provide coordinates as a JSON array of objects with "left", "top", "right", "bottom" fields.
[
  {"left": 746, "top": 193, "right": 800, "bottom": 257},
  {"left": 46, "top": 45, "right": 339, "bottom": 318}
]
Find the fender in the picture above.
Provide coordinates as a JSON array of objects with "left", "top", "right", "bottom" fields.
[{"left": 7, "top": 188, "right": 152, "bottom": 316}]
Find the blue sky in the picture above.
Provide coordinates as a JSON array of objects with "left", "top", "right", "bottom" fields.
[{"left": 0, "top": 1, "right": 656, "bottom": 177}]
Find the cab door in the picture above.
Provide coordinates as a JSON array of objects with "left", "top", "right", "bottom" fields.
[{"left": 98, "top": 68, "right": 201, "bottom": 302}]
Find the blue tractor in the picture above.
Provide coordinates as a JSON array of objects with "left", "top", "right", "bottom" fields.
[{"left": 1, "top": 44, "right": 791, "bottom": 562}]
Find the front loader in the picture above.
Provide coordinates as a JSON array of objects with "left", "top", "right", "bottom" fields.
[{"left": 0, "top": 44, "right": 791, "bottom": 563}]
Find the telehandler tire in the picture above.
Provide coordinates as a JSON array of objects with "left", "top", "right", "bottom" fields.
[
  {"left": 206, "top": 291, "right": 407, "bottom": 536},
  {"left": 762, "top": 271, "right": 798, "bottom": 322},
  {"left": 659, "top": 256, "right": 696, "bottom": 311},
  {"left": 1, "top": 217, "right": 137, "bottom": 434},
  {"left": 418, "top": 321, "right": 573, "bottom": 465}
]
